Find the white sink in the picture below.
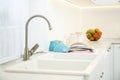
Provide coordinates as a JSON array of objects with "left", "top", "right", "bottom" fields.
[
  {"left": 37, "top": 59, "right": 91, "bottom": 71},
  {"left": 6, "top": 59, "right": 92, "bottom": 75},
  {"left": 6, "top": 53, "right": 100, "bottom": 76}
]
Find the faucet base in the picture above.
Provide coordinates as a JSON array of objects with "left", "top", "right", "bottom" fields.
[{"left": 23, "top": 48, "right": 30, "bottom": 61}]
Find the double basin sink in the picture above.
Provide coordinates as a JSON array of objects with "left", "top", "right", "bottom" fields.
[{"left": 6, "top": 53, "right": 101, "bottom": 76}]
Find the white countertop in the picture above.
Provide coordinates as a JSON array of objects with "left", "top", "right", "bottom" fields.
[
  {"left": 0, "top": 38, "right": 120, "bottom": 73},
  {"left": 0, "top": 38, "right": 120, "bottom": 80}
]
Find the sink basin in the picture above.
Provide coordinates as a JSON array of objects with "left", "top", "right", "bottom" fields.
[
  {"left": 6, "top": 53, "right": 100, "bottom": 76},
  {"left": 37, "top": 59, "right": 91, "bottom": 71},
  {"left": 6, "top": 59, "right": 93, "bottom": 75}
]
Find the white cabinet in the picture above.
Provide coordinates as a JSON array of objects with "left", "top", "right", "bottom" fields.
[
  {"left": 82, "top": 42, "right": 120, "bottom": 80},
  {"left": 86, "top": 55, "right": 105, "bottom": 80},
  {"left": 112, "top": 43, "right": 120, "bottom": 80},
  {"left": 106, "top": 43, "right": 120, "bottom": 80},
  {"left": 104, "top": 46, "right": 113, "bottom": 80}
]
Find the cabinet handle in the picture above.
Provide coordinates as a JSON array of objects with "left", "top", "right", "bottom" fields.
[
  {"left": 109, "top": 47, "right": 111, "bottom": 49},
  {"left": 102, "top": 72, "right": 104, "bottom": 76},
  {"left": 100, "top": 72, "right": 104, "bottom": 78},
  {"left": 100, "top": 75, "right": 103, "bottom": 78},
  {"left": 107, "top": 46, "right": 111, "bottom": 52}
]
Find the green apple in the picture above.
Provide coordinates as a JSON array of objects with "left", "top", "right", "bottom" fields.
[
  {"left": 89, "top": 29, "right": 95, "bottom": 35},
  {"left": 87, "top": 33, "right": 92, "bottom": 38}
]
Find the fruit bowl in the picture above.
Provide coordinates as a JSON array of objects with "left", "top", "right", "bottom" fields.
[{"left": 86, "top": 28, "right": 102, "bottom": 41}]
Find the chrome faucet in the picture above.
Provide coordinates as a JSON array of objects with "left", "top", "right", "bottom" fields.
[{"left": 23, "top": 15, "right": 52, "bottom": 61}]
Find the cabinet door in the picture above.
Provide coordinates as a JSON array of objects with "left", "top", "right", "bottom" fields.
[
  {"left": 104, "top": 46, "right": 113, "bottom": 80},
  {"left": 86, "top": 56, "right": 105, "bottom": 80},
  {"left": 114, "top": 44, "right": 120, "bottom": 80}
]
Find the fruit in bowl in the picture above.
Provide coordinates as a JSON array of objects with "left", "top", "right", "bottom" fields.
[{"left": 86, "top": 28, "right": 102, "bottom": 41}]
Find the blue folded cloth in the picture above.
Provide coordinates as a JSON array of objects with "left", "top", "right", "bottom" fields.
[
  {"left": 49, "top": 40, "right": 69, "bottom": 53},
  {"left": 53, "top": 44, "right": 70, "bottom": 53}
]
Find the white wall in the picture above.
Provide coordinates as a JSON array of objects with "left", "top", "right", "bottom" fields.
[
  {"left": 48, "top": 0, "right": 80, "bottom": 39},
  {"left": 28, "top": 0, "right": 52, "bottom": 51},
  {"left": 49, "top": 0, "right": 120, "bottom": 38},
  {"left": 29, "top": 0, "right": 79, "bottom": 41},
  {"left": 29, "top": 0, "right": 120, "bottom": 41},
  {"left": 77, "top": 7, "right": 120, "bottom": 38}
]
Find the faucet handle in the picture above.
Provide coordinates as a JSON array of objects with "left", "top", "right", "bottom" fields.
[{"left": 30, "top": 43, "right": 39, "bottom": 56}]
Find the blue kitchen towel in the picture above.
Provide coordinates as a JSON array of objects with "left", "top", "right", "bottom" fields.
[
  {"left": 53, "top": 43, "right": 70, "bottom": 53},
  {"left": 49, "top": 40, "right": 63, "bottom": 51}
]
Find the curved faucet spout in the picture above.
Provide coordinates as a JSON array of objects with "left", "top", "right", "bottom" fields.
[{"left": 23, "top": 15, "right": 52, "bottom": 61}]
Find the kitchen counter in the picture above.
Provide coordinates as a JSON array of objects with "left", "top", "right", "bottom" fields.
[
  {"left": 1, "top": 38, "right": 120, "bottom": 68},
  {"left": 0, "top": 38, "right": 120, "bottom": 80}
]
